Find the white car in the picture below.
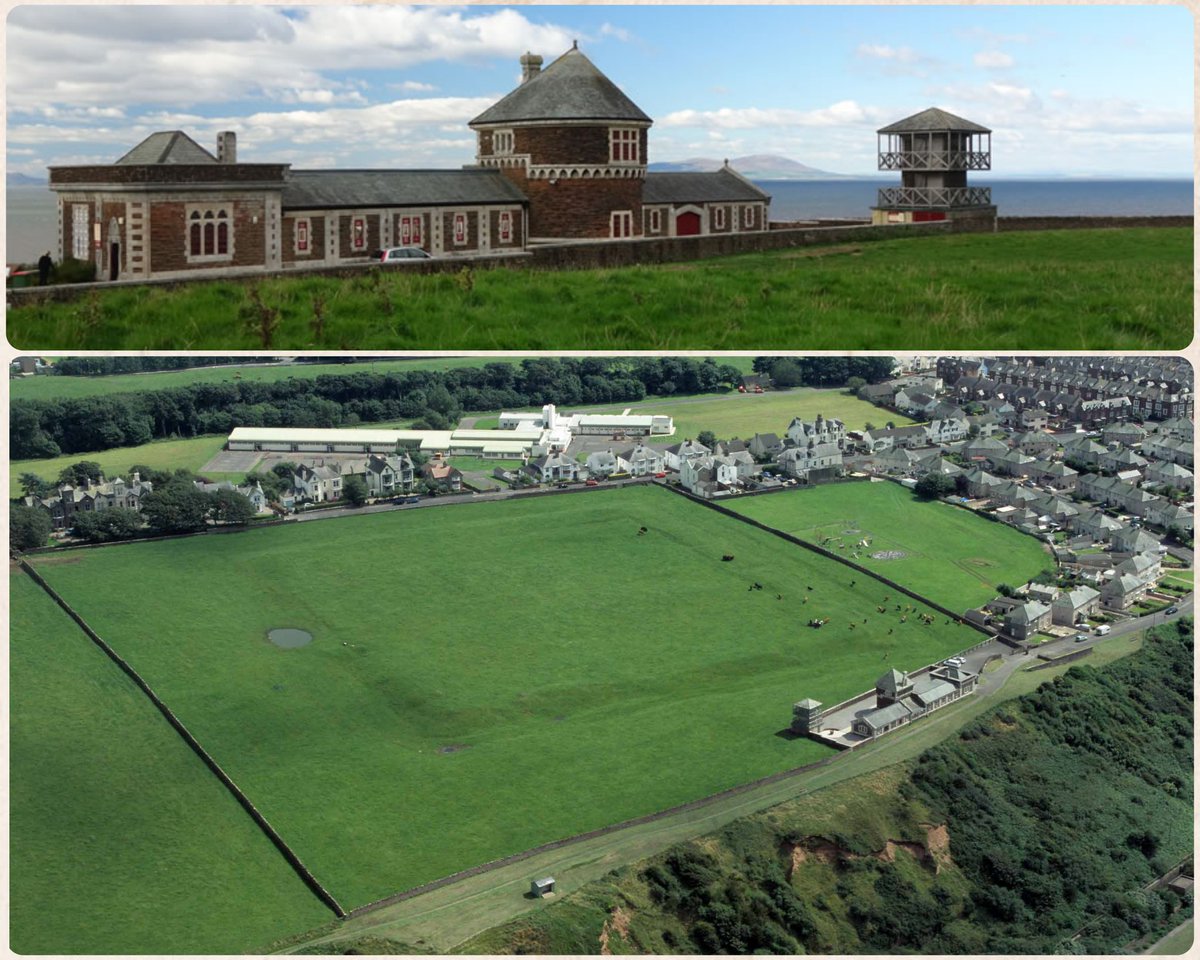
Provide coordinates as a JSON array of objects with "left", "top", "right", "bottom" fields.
[{"left": 379, "top": 246, "right": 432, "bottom": 263}]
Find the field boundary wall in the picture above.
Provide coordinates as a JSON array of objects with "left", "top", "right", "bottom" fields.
[
  {"left": 657, "top": 483, "right": 992, "bottom": 632},
  {"left": 15, "top": 556, "right": 347, "bottom": 920}
]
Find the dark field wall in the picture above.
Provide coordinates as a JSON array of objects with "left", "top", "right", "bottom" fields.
[{"left": 997, "top": 215, "right": 1193, "bottom": 231}]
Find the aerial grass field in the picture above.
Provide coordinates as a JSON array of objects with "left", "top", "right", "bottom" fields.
[
  {"left": 727, "top": 481, "right": 1053, "bottom": 609},
  {"left": 7, "top": 228, "right": 1190, "bottom": 350},
  {"left": 6, "top": 356, "right": 548, "bottom": 401},
  {"left": 9, "top": 572, "right": 332, "bottom": 954},
  {"left": 26, "top": 485, "right": 979, "bottom": 911},
  {"left": 10, "top": 434, "right": 231, "bottom": 498},
  {"left": 590, "top": 387, "right": 914, "bottom": 441}
]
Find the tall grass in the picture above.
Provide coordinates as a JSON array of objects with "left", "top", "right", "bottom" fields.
[{"left": 7, "top": 228, "right": 1191, "bottom": 350}]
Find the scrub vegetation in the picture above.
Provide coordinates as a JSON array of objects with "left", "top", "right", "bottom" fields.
[
  {"left": 25, "top": 485, "right": 977, "bottom": 910},
  {"left": 7, "top": 229, "right": 1190, "bottom": 350}
]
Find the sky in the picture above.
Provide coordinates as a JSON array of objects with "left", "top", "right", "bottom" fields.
[{"left": 6, "top": 3, "right": 1195, "bottom": 178}]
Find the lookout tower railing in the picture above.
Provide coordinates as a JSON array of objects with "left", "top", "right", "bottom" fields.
[
  {"left": 876, "top": 186, "right": 992, "bottom": 208},
  {"left": 878, "top": 150, "right": 991, "bottom": 171}
]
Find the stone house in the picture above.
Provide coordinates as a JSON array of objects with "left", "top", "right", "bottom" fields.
[
  {"left": 748, "top": 432, "right": 785, "bottom": 460},
  {"left": 1004, "top": 600, "right": 1053, "bottom": 641},
  {"left": 663, "top": 438, "right": 711, "bottom": 472},
  {"left": 25, "top": 473, "right": 155, "bottom": 530},
  {"left": 363, "top": 453, "right": 415, "bottom": 497},
  {"left": 617, "top": 443, "right": 665, "bottom": 476},
  {"left": 585, "top": 450, "right": 619, "bottom": 478},
  {"left": 1143, "top": 460, "right": 1194, "bottom": 494},
  {"left": 422, "top": 460, "right": 464, "bottom": 492},
  {"left": 1051, "top": 586, "right": 1101, "bottom": 626},
  {"left": 522, "top": 452, "right": 579, "bottom": 484},
  {"left": 850, "top": 664, "right": 979, "bottom": 739},
  {"left": 47, "top": 47, "right": 770, "bottom": 283},
  {"left": 785, "top": 414, "right": 846, "bottom": 450},
  {"left": 778, "top": 441, "right": 844, "bottom": 480},
  {"left": 292, "top": 463, "right": 343, "bottom": 502}
]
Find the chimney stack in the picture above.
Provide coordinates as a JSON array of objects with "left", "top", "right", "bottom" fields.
[
  {"left": 520, "top": 52, "right": 543, "bottom": 84},
  {"left": 216, "top": 131, "right": 237, "bottom": 164}
]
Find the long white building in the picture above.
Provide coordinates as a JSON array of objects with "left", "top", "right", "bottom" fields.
[{"left": 225, "top": 404, "right": 674, "bottom": 460}]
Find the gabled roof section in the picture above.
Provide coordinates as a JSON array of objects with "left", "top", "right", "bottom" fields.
[
  {"left": 878, "top": 107, "right": 991, "bottom": 134},
  {"left": 282, "top": 169, "right": 527, "bottom": 210},
  {"left": 470, "top": 46, "right": 651, "bottom": 126},
  {"left": 643, "top": 168, "right": 770, "bottom": 204},
  {"left": 116, "top": 131, "right": 218, "bottom": 165}
]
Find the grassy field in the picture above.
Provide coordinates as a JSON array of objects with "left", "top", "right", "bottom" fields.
[
  {"left": 10, "top": 434, "right": 231, "bottom": 498},
  {"left": 27, "top": 485, "right": 979, "bottom": 911},
  {"left": 7, "top": 357, "right": 541, "bottom": 401},
  {"left": 727, "top": 481, "right": 1052, "bottom": 609},
  {"left": 284, "top": 628, "right": 1153, "bottom": 954},
  {"left": 605, "top": 387, "right": 913, "bottom": 441},
  {"left": 9, "top": 572, "right": 332, "bottom": 954},
  {"left": 9, "top": 356, "right": 759, "bottom": 402},
  {"left": 7, "top": 229, "right": 1190, "bottom": 350}
]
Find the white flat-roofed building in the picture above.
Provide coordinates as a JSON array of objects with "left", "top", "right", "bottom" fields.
[{"left": 228, "top": 426, "right": 533, "bottom": 459}]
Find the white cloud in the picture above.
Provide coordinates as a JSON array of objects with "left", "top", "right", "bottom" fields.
[
  {"left": 856, "top": 44, "right": 921, "bottom": 63},
  {"left": 974, "top": 50, "right": 1015, "bottom": 69},
  {"left": 598, "top": 23, "right": 635, "bottom": 43},
  {"left": 5, "top": 6, "right": 577, "bottom": 111},
  {"left": 392, "top": 81, "right": 437, "bottom": 93},
  {"left": 660, "top": 100, "right": 882, "bottom": 130}
]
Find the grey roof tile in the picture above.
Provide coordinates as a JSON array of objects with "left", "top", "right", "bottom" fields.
[
  {"left": 116, "top": 131, "right": 218, "bottom": 165},
  {"left": 878, "top": 107, "right": 991, "bottom": 134},
  {"left": 643, "top": 169, "right": 770, "bottom": 204},
  {"left": 282, "top": 169, "right": 527, "bottom": 210},
  {"left": 471, "top": 47, "right": 651, "bottom": 125}
]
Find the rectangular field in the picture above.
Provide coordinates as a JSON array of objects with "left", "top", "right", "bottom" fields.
[
  {"left": 26, "top": 485, "right": 980, "bottom": 910},
  {"left": 9, "top": 573, "right": 332, "bottom": 953},
  {"left": 726, "top": 481, "right": 1054, "bottom": 610}
]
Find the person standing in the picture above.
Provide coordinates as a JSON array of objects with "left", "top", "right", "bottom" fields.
[{"left": 37, "top": 251, "right": 53, "bottom": 285}]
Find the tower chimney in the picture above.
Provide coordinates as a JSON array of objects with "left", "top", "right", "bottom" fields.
[
  {"left": 216, "top": 131, "right": 237, "bottom": 164},
  {"left": 520, "top": 52, "right": 543, "bottom": 84}
]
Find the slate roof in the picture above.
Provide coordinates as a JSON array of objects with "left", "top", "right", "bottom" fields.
[
  {"left": 878, "top": 107, "right": 991, "bottom": 134},
  {"left": 116, "top": 130, "right": 218, "bottom": 165},
  {"left": 470, "top": 47, "right": 651, "bottom": 125},
  {"left": 859, "top": 701, "right": 913, "bottom": 731},
  {"left": 876, "top": 669, "right": 911, "bottom": 697},
  {"left": 282, "top": 169, "right": 527, "bottom": 210},
  {"left": 643, "top": 168, "right": 770, "bottom": 204}
]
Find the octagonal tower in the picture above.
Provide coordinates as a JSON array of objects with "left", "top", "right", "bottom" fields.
[
  {"left": 871, "top": 107, "right": 995, "bottom": 226},
  {"left": 469, "top": 44, "right": 652, "bottom": 241}
]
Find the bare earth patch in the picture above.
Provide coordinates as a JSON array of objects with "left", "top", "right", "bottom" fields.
[
  {"left": 438, "top": 744, "right": 471, "bottom": 755},
  {"left": 599, "top": 905, "right": 634, "bottom": 955},
  {"left": 871, "top": 550, "right": 907, "bottom": 561}
]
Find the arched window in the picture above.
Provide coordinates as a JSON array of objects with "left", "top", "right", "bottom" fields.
[{"left": 186, "top": 206, "right": 234, "bottom": 262}]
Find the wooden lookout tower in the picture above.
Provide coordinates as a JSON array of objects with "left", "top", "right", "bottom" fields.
[{"left": 871, "top": 107, "right": 996, "bottom": 226}]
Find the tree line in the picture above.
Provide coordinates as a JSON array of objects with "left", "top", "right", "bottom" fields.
[{"left": 12, "top": 357, "right": 895, "bottom": 461}]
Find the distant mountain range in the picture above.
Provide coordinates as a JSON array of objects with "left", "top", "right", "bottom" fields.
[
  {"left": 7, "top": 172, "right": 47, "bottom": 186},
  {"left": 649, "top": 155, "right": 861, "bottom": 180}
]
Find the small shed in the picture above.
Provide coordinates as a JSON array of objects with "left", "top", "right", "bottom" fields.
[{"left": 530, "top": 876, "right": 556, "bottom": 898}]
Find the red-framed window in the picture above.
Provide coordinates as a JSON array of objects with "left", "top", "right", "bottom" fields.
[
  {"left": 453, "top": 212, "right": 467, "bottom": 245},
  {"left": 609, "top": 128, "right": 639, "bottom": 164},
  {"left": 610, "top": 211, "right": 633, "bottom": 238},
  {"left": 351, "top": 216, "right": 368, "bottom": 251},
  {"left": 400, "top": 215, "right": 422, "bottom": 246},
  {"left": 295, "top": 218, "right": 310, "bottom": 254},
  {"left": 498, "top": 211, "right": 512, "bottom": 243}
]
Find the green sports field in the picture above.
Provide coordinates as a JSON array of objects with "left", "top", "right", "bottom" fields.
[
  {"left": 24, "top": 485, "right": 979, "bottom": 911},
  {"left": 726, "top": 481, "right": 1053, "bottom": 610},
  {"left": 9, "top": 573, "right": 332, "bottom": 954}
]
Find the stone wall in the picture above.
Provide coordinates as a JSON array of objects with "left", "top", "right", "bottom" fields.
[
  {"left": 522, "top": 176, "right": 643, "bottom": 239},
  {"left": 49, "top": 164, "right": 287, "bottom": 185},
  {"left": 997, "top": 215, "right": 1193, "bottom": 231}
]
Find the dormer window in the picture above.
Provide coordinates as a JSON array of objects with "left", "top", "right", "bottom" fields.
[
  {"left": 610, "top": 128, "right": 639, "bottom": 164},
  {"left": 493, "top": 130, "right": 514, "bottom": 155}
]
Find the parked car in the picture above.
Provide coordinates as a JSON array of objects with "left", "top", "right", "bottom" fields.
[
  {"left": 1165, "top": 606, "right": 1179, "bottom": 615},
  {"left": 1094, "top": 624, "right": 1111, "bottom": 636},
  {"left": 1073, "top": 634, "right": 1088, "bottom": 643},
  {"left": 585, "top": 479, "right": 599, "bottom": 486},
  {"left": 403, "top": 495, "right": 421, "bottom": 504},
  {"left": 654, "top": 471, "right": 667, "bottom": 479},
  {"left": 379, "top": 246, "right": 432, "bottom": 263}
]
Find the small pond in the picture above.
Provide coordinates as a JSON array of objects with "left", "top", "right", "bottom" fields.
[{"left": 267, "top": 628, "right": 313, "bottom": 649}]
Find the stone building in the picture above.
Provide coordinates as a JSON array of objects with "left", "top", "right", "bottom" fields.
[{"left": 47, "top": 46, "right": 770, "bottom": 282}]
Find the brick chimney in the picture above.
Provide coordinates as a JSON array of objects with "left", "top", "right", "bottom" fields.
[
  {"left": 520, "top": 52, "right": 543, "bottom": 84},
  {"left": 216, "top": 131, "right": 237, "bottom": 164}
]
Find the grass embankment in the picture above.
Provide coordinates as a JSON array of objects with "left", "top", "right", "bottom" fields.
[
  {"left": 451, "top": 620, "right": 1193, "bottom": 955},
  {"left": 9, "top": 572, "right": 332, "bottom": 953},
  {"left": 7, "top": 229, "right": 1191, "bottom": 350},
  {"left": 727, "top": 481, "right": 1052, "bottom": 610},
  {"left": 26, "top": 485, "right": 978, "bottom": 910}
]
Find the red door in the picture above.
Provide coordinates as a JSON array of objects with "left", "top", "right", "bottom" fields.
[{"left": 676, "top": 211, "right": 701, "bottom": 236}]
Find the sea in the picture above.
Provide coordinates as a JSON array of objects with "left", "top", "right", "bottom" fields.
[{"left": 4, "top": 178, "right": 1193, "bottom": 265}]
